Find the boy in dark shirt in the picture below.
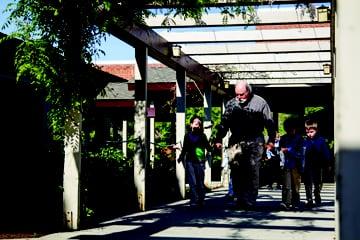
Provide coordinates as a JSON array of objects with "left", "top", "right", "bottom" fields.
[
  {"left": 303, "top": 120, "right": 332, "bottom": 207},
  {"left": 279, "top": 117, "right": 305, "bottom": 210}
]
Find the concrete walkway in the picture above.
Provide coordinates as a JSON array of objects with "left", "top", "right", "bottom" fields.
[{"left": 40, "top": 183, "right": 335, "bottom": 240}]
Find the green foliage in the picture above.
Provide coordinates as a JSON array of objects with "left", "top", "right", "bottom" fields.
[
  {"left": 1, "top": 0, "right": 261, "bottom": 141},
  {"left": 278, "top": 113, "right": 293, "bottom": 136},
  {"left": 2, "top": 0, "right": 109, "bottom": 138},
  {"left": 81, "top": 145, "right": 136, "bottom": 225},
  {"left": 87, "top": 146, "right": 126, "bottom": 165},
  {"left": 1, "top": 0, "right": 158, "bottom": 140},
  {"left": 304, "top": 106, "right": 325, "bottom": 117}
]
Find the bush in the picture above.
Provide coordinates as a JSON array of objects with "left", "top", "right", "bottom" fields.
[{"left": 81, "top": 146, "right": 137, "bottom": 226}]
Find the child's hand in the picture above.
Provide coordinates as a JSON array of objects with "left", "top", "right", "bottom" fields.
[
  {"left": 206, "top": 152, "right": 212, "bottom": 162},
  {"left": 214, "top": 142, "right": 222, "bottom": 149},
  {"left": 281, "top": 147, "right": 292, "bottom": 153}
]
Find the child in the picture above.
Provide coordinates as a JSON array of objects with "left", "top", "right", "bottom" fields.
[
  {"left": 279, "top": 117, "right": 305, "bottom": 210},
  {"left": 178, "top": 115, "right": 212, "bottom": 206},
  {"left": 303, "top": 119, "right": 332, "bottom": 207},
  {"left": 265, "top": 139, "right": 282, "bottom": 190}
]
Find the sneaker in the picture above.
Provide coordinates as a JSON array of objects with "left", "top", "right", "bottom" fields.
[
  {"left": 236, "top": 200, "right": 256, "bottom": 211},
  {"left": 292, "top": 204, "right": 300, "bottom": 211},
  {"left": 305, "top": 200, "right": 314, "bottom": 208},
  {"left": 315, "top": 196, "right": 322, "bottom": 206},
  {"left": 280, "top": 202, "right": 290, "bottom": 210},
  {"left": 226, "top": 194, "right": 235, "bottom": 201},
  {"left": 197, "top": 200, "right": 204, "bottom": 207}
]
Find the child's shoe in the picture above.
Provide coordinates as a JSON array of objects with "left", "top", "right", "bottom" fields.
[{"left": 280, "top": 202, "right": 291, "bottom": 210}]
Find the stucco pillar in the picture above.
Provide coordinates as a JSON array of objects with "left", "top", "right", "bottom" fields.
[
  {"left": 335, "top": 1, "right": 360, "bottom": 239},
  {"left": 203, "top": 84, "right": 212, "bottom": 188},
  {"left": 63, "top": 109, "right": 82, "bottom": 230},
  {"left": 122, "top": 120, "right": 127, "bottom": 158},
  {"left": 134, "top": 46, "right": 148, "bottom": 211},
  {"left": 176, "top": 67, "right": 186, "bottom": 199}
]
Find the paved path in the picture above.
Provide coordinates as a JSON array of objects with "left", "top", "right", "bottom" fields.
[{"left": 40, "top": 183, "right": 335, "bottom": 240}]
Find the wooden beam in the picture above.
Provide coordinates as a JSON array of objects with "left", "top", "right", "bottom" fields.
[
  {"left": 215, "top": 69, "right": 324, "bottom": 73},
  {"left": 148, "top": 21, "right": 331, "bottom": 29},
  {"left": 168, "top": 37, "right": 330, "bottom": 45},
  {"left": 144, "top": 0, "right": 331, "bottom": 9},
  {"left": 188, "top": 49, "right": 331, "bottom": 56},
  {"left": 204, "top": 60, "right": 331, "bottom": 65},
  {"left": 107, "top": 23, "right": 223, "bottom": 90}
]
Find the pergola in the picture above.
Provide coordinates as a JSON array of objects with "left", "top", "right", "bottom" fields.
[
  {"left": 4, "top": 0, "right": 360, "bottom": 239},
  {"left": 142, "top": 2, "right": 333, "bottom": 115},
  {"left": 146, "top": 5, "right": 331, "bottom": 85},
  {"left": 64, "top": 0, "right": 335, "bottom": 231},
  {"left": 102, "top": 1, "right": 333, "bottom": 113},
  {"left": 103, "top": 0, "right": 332, "bottom": 206}
]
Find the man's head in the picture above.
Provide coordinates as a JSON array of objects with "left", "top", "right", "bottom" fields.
[{"left": 235, "top": 81, "right": 252, "bottom": 103}]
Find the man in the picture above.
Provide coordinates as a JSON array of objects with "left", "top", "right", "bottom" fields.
[{"left": 215, "top": 81, "right": 275, "bottom": 209}]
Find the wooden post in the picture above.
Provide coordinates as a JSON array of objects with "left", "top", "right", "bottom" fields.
[
  {"left": 203, "top": 84, "right": 212, "bottom": 189},
  {"left": 63, "top": 109, "right": 82, "bottom": 230},
  {"left": 176, "top": 67, "right": 186, "bottom": 199},
  {"left": 221, "top": 100, "right": 230, "bottom": 188},
  {"left": 149, "top": 103, "right": 155, "bottom": 169},
  {"left": 134, "top": 46, "right": 148, "bottom": 211},
  {"left": 122, "top": 120, "right": 128, "bottom": 158}
]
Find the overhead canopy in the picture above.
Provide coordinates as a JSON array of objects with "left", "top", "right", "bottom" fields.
[
  {"left": 102, "top": 1, "right": 333, "bottom": 111},
  {"left": 144, "top": 2, "right": 332, "bottom": 87}
]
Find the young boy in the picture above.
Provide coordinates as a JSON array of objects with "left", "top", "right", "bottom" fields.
[
  {"left": 178, "top": 115, "right": 212, "bottom": 207},
  {"left": 279, "top": 117, "right": 305, "bottom": 210},
  {"left": 303, "top": 119, "right": 332, "bottom": 207}
]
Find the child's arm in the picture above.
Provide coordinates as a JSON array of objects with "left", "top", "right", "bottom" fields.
[
  {"left": 279, "top": 150, "right": 285, "bottom": 168},
  {"left": 203, "top": 133, "right": 212, "bottom": 164},
  {"left": 320, "top": 137, "right": 332, "bottom": 169},
  {"left": 178, "top": 134, "right": 188, "bottom": 163}
]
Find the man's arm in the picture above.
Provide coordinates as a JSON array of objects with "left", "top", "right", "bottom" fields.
[
  {"left": 263, "top": 103, "right": 276, "bottom": 144},
  {"left": 214, "top": 101, "right": 232, "bottom": 149}
]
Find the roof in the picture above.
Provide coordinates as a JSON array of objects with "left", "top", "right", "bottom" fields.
[
  {"left": 96, "top": 64, "right": 201, "bottom": 101},
  {"left": 97, "top": 82, "right": 134, "bottom": 100}
]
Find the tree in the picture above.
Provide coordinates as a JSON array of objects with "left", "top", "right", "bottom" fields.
[{"left": 1, "top": 0, "right": 260, "bottom": 229}]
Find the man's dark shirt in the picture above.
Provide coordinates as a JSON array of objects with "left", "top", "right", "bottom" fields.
[{"left": 216, "top": 93, "right": 275, "bottom": 145}]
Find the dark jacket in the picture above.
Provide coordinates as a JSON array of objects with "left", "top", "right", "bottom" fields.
[
  {"left": 279, "top": 133, "right": 305, "bottom": 171},
  {"left": 304, "top": 134, "right": 332, "bottom": 169},
  {"left": 216, "top": 93, "right": 276, "bottom": 145}
]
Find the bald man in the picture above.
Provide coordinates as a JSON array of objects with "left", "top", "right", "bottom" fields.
[{"left": 215, "top": 81, "right": 276, "bottom": 210}]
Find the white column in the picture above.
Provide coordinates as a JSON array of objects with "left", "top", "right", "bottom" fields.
[
  {"left": 149, "top": 103, "right": 155, "bottom": 169},
  {"left": 203, "top": 85, "right": 212, "bottom": 189},
  {"left": 176, "top": 67, "right": 186, "bottom": 199},
  {"left": 122, "top": 120, "right": 127, "bottom": 158},
  {"left": 134, "top": 46, "right": 148, "bottom": 211},
  {"left": 221, "top": 100, "right": 230, "bottom": 188},
  {"left": 63, "top": 109, "right": 82, "bottom": 230},
  {"left": 335, "top": 2, "right": 360, "bottom": 239}
]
